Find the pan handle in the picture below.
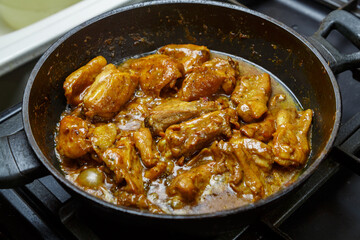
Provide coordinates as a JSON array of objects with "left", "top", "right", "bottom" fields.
[
  {"left": 0, "top": 103, "right": 46, "bottom": 188},
  {"left": 308, "top": 10, "right": 360, "bottom": 74}
]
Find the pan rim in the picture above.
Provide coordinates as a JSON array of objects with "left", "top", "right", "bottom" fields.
[{"left": 22, "top": 0, "right": 341, "bottom": 220}]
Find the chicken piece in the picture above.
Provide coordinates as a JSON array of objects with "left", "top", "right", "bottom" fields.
[
  {"left": 144, "top": 161, "right": 168, "bottom": 180},
  {"left": 179, "top": 57, "right": 239, "bottom": 101},
  {"left": 167, "top": 160, "right": 226, "bottom": 202},
  {"left": 272, "top": 108, "right": 313, "bottom": 167},
  {"left": 101, "top": 137, "right": 144, "bottom": 194},
  {"left": 129, "top": 54, "right": 184, "bottom": 96},
  {"left": 83, "top": 64, "right": 138, "bottom": 120},
  {"left": 133, "top": 128, "right": 158, "bottom": 168},
  {"left": 210, "top": 141, "right": 243, "bottom": 187},
  {"left": 57, "top": 115, "right": 91, "bottom": 159},
  {"left": 240, "top": 114, "right": 275, "bottom": 142},
  {"left": 63, "top": 56, "right": 107, "bottom": 106},
  {"left": 90, "top": 123, "right": 117, "bottom": 154},
  {"left": 231, "top": 73, "right": 271, "bottom": 122},
  {"left": 236, "top": 137, "right": 274, "bottom": 171},
  {"left": 160, "top": 108, "right": 238, "bottom": 159},
  {"left": 145, "top": 99, "right": 219, "bottom": 136},
  {"left": 230, "top": 134, "right": 265, "bottom": 199},
  {"left": 158, "top": 44, "right": 210, "bottom": 74}
]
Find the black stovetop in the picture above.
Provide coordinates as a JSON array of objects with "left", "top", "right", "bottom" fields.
[{"left": 1, "top": 0, "right": 360, "bottom": 239}]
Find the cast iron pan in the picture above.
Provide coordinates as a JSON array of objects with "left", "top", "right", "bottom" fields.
[{"left": 1, "top": 0, "right": 360, "bottom": 234}]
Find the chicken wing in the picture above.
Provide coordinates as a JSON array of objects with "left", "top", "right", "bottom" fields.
[
  {"left": 101, "top": 137, "right": 144, "bottom": 194},
  {"left": 145, "top": 99, "right": 218, "bottom": 136},
  {"left": 57, "top": 115, "right": 91, "bottom": 159},
  {"left": 83, "top": 64, "right": 138, "bottom": 120},
  {"left": 231, "top": 73, "right": 271, "bottom": 122},
  {"left": 63, "top": 56, "right": 107, "bottom": 106},
  {"left": 133, "top": 127, "right": 158, "bottom": 168},
  {"left": 159, "top": 108, "right": 238, "bottom": 159},
  {"left": 272, "top": 108, "right": 313, "bottom": 167},
  {"left": 158, "top": 44, "right": 210, "bottom": 74},
  {"left": 129, "top": 54, "right": 184, "bottom": 96},
  {"left": 179, "top": 57, "right": 239, "bottom": 101}
]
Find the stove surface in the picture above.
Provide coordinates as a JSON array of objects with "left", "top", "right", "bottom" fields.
[{"left": 0, "top": 0, "right": 360, "bottom": 239}]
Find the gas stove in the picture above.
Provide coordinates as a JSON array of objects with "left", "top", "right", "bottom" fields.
[{"left": 0, "top": 0, "right": 360, "bottom": 239}]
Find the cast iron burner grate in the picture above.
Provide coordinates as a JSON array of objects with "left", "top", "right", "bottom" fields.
[{"left": 1, "top": 0, "right": 360, "bottom": 239}]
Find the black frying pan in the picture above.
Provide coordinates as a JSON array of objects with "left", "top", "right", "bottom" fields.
[{"left": 1, "top": 0, "right": 360, "bottom": 234}]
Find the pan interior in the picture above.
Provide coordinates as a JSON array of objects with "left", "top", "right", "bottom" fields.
[{"left": 24, "top": 1, "right": 339, "bottom": 216}]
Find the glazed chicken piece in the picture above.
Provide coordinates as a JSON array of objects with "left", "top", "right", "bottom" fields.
[
  {"left": 129, "top": 54, "right": 184, "bottom": 96},
  {"left": 101, "top": 137, "right": 144, "bottom": 194},
  {"left": 179, "top": 57, "right": 239, "bottom": 101},
  {"left": 231, "top": 73, "right": 271, "bottom": 122},
  {"left": 57, "top": 115, "right": 91, "bottom": 159},
  {"left": 167, "top": 160, "right": 226, "bottom": 202},
  {"left": 145, "top": 99, "right": 219, "bottom": 136},
  {"left": 272, "top": 108, "right": 313, "bottom": 167},
  {"left": 235, "top": 137, "right": 274, "bottom": 171},
  {"left": 159, "top": 108, "right": 238, "bottom": 159},
  {"left": 90, "top": 123, "right": 117, "bottom": 154},
  {"left": 230, "top": 134, "right": 265, "bottom": 199},
  {"left": 115, "top": 191, "right": 163, "bottom": 213},
  {"left": 83, "top": 64, "right": 138, "bottom": 120},
  {"left": 239, "top": 94, "right": 287, "bottom": 142},
  {"left": 63, "top": 56, "right": 107, "bottom": 106},
  {"left": 158, "top": 44, "right": 210, "bottom": 74},
  {"left": 133, "top": 128, "right": 158, "bottom": 168}
]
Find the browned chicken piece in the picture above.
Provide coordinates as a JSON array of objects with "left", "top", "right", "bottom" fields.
[
  {"left": 167, "top": 160, "right": 226, "bottom": 202},
  {"left": 144, "top": 99, "right": 219, "bottom": 136},
  {"left": 230, "top": 134, "right": 265, "bottom": 199},
  {"left": 90, "top": 123, "right": 117, "bottom": 154},
  {"left": 101, "top": 137, "right": 144, "bottom": 194},
  {"left": 133, "top": 128, "right": 158, "bottom": 168},
  {"left": 210, "top": 141, "right": 243, "bottom": 187},
  {"left": 115, "top": 191, "right": 163, "bottom": 213},
  {"left": 57, "top": 115, "right": 91, "bottom": 159},
  {"left": 179, "top": 57, "right": 239, "bottom": 101},
  {"left": 83, "top": 64, "right": 138, "bottom": 120},
  {"left": 231, "top": 73, "right": 271, "bottom": 122},
  {"left": 63, "top": 56, "right": 107, "bottom": 106},
  {"left": 129, "top": 54, "right": 184, "bottom": 96},
  {"left": 144, "top": 161, "right": 168, "bottom": 180},
  {"left": 158, "top": 44, "right": 210, "bottom": 74},
  {"left": 240, "top": 114, "right": 275, "bottom": 142},
  {"left": 236, "top": 137, "right": 274, "bottom": 171},
  {"left": 240, "top": 94, "right": 287, "bottom": 142},
  {"left": 272, "top": 108, "right": 313, "bottom": 167},
  {"left": 160, "top": 108, "right": 238, "bottom": 159}
]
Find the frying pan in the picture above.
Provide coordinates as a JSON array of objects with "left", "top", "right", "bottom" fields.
[{"left": 1, "top": 0, "right": 360, "bottom": 234}]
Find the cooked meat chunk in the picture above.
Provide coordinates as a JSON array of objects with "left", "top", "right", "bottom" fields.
[
  {"left": 133, "top": 128, "right": 158, "bottom": 168},
  {"left": 240, "top": 114, "right": 275, "bottom": 142},
  {"left": 167, "top": 161, "right": 226, "bottom": 202},
  {"left": 102, "top": 137, "right": 144, "bottom": 194},
  {"left": 83, "top": 64, "right": 138, "bottom": 119},
  {"left": 145, "top": 99, "right": 218, "bottom": 136},
  {"left": 57, "top": 115, "right": 91, "bottom": 159},
  {"left": 231, "top": 73, "right": 271, "bottom": 122},
  {"left": 160, "top": 108, "right": 238, "bottom": 159},
  {"left": 236, "top": 137, "right": 274, "bottom": 171},
  {"left": 272, "top": 109, "right": 313, "bottom": 167},
  {"left": 116, "top": 191, "right": 163, "bottom": 213},
  {"left": 144, "top": 161, "right": 168, "bottom": 180},
  {"left": 230, "top": 134, "right": 265, "bottom": 199},
  {"left": 63, "top": 56, "right": 107, "bottom": 106},
  {"left": 179, "top": 57, "right": 239, "bottom": 101},
  {"left": 90, "top": 123, "right": 117, "bottom": 153},
  {"left": 158, "top": 44, "right": 210, "bottom": 74},
  {"left": 129, "top": 54, "right": 184, "bottom": 96}
]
